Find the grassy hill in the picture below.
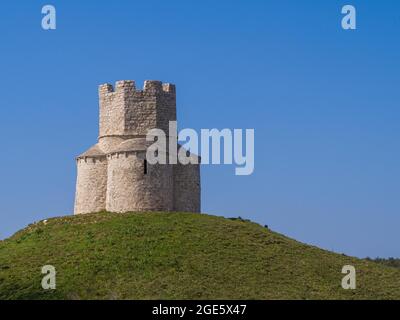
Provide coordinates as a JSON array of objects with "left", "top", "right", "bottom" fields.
[{"left": 0, "top": 212, "right": 399, "bottom": 300}]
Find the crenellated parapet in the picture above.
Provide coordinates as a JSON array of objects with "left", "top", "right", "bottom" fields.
[
  {"left": 99, "top": 80, "right": 176, "bottom": 139},
  {"left": 99, "top": 80, "right": 175, "bottom": 96}
]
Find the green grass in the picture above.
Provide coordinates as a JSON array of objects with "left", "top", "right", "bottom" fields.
[{"left": 0, "top": 212, "right": 399, "bottom": 300}]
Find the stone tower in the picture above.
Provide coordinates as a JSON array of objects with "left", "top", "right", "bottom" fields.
[{"left": 74, "top": 80, "right": 200, "bottom": 214}]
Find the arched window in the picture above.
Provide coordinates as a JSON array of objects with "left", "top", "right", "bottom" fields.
[{"left": 144, "top": 159, "right": 148, "bottom": 175}]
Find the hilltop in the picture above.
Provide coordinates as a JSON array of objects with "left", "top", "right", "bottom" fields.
[{"left": 0, "top": 212, "right": 399, "bottom": 300}]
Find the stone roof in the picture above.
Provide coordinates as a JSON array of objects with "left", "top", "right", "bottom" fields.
[
  {"left": 108, "top": 138, "right": 149, "bottom": 153},
  {"left": 77, "top": 144, "right": 106, "bottom": 159},
  {"left": 77, "top": 140, "right": 201, "bottom": 160}
]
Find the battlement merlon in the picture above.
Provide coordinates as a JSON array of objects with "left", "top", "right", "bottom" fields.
[{"left": 99, "top": 80, "right": 176, "bottom": 97}]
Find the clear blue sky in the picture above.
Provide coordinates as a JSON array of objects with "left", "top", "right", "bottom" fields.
[{"left": 0, "top": 0, "right": 399, "bottom": 258}]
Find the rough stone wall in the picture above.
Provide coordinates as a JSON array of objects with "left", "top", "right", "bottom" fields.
[
  {"left": 99, "top": 82, "right": 127, "bottom": 137},
  {"left": 74, "top": 157, "right": 108, "bottom": 214},
  {"left": 124, "top": 93, "right": 157, "bottom": 136},
  {"left": 156, "top": 83, "right": 176, "bottom": 136},
  {"left": 173, "top": 162, "right": 201, "bottom": 212},
  {"left": 106, "top": 151, "right": 174, "bottom": 213}
]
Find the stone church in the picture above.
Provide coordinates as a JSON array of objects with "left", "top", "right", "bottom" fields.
[{"left": 74, "top": 80, "right": 200, "bottom": 214}]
